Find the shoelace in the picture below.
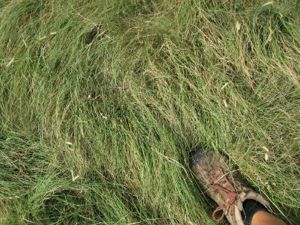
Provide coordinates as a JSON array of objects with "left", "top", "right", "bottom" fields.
[{"left": 209, "top": 168, "right": 237, "bottom": 223}]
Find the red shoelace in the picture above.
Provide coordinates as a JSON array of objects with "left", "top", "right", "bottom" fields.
[{"left": 209, "top": 168, "right": 237, "bottom": 223}]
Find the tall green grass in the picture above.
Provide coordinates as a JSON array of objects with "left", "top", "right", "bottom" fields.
[{"left": 0, "top": 0, "right": 299, "bottom": 224}]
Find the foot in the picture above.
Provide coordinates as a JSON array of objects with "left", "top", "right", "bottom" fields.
[{"left": 189, "top": 149, "right": 272, "bottom": 225}]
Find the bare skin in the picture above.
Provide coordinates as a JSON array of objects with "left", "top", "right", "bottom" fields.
[{"left": 251, "top": 211, "right": 286, "bottom": 225}]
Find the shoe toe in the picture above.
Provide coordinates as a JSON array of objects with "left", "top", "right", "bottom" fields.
[{"left": 189, "top": 148, "right": 206, "bottom": 167}]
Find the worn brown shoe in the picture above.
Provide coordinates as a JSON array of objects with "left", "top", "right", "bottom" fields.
[{"left": 190, "top": 149, "right": 272, "bottom": 225}]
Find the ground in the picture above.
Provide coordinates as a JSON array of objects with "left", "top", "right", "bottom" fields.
[{"left": 0, "top": 1, "right": 299, "bottom": 224}]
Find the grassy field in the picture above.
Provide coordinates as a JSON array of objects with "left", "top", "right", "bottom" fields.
[{"left": 0, "top": 0, "right": 299, "bottom": 224}]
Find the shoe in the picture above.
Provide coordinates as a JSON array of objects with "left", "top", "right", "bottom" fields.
[{"left": 189, "top": 149, "right": 272, "bottom": 225}]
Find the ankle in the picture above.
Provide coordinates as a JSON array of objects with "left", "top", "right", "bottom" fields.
[
  {"left": 251, "top": 211, "right": 286, "bottom": 225},
  {"left": 243, "top": 200, "right": 286, "bottom": 225},
  {"left": 243, "top": 200, "right": 266, "bottom": 225}
]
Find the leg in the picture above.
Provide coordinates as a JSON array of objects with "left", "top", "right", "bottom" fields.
[{"left": 251, "top": 211, "right": 286, "bottom": 225}]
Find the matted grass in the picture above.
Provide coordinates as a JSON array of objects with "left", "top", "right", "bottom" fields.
[{"left": 0, "top": 0, "right": 299, "bottom": 224}]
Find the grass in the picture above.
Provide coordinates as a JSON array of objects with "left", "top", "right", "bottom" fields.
[{"left": 0, "top": 0, "right": 299, "bottom": 224}]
